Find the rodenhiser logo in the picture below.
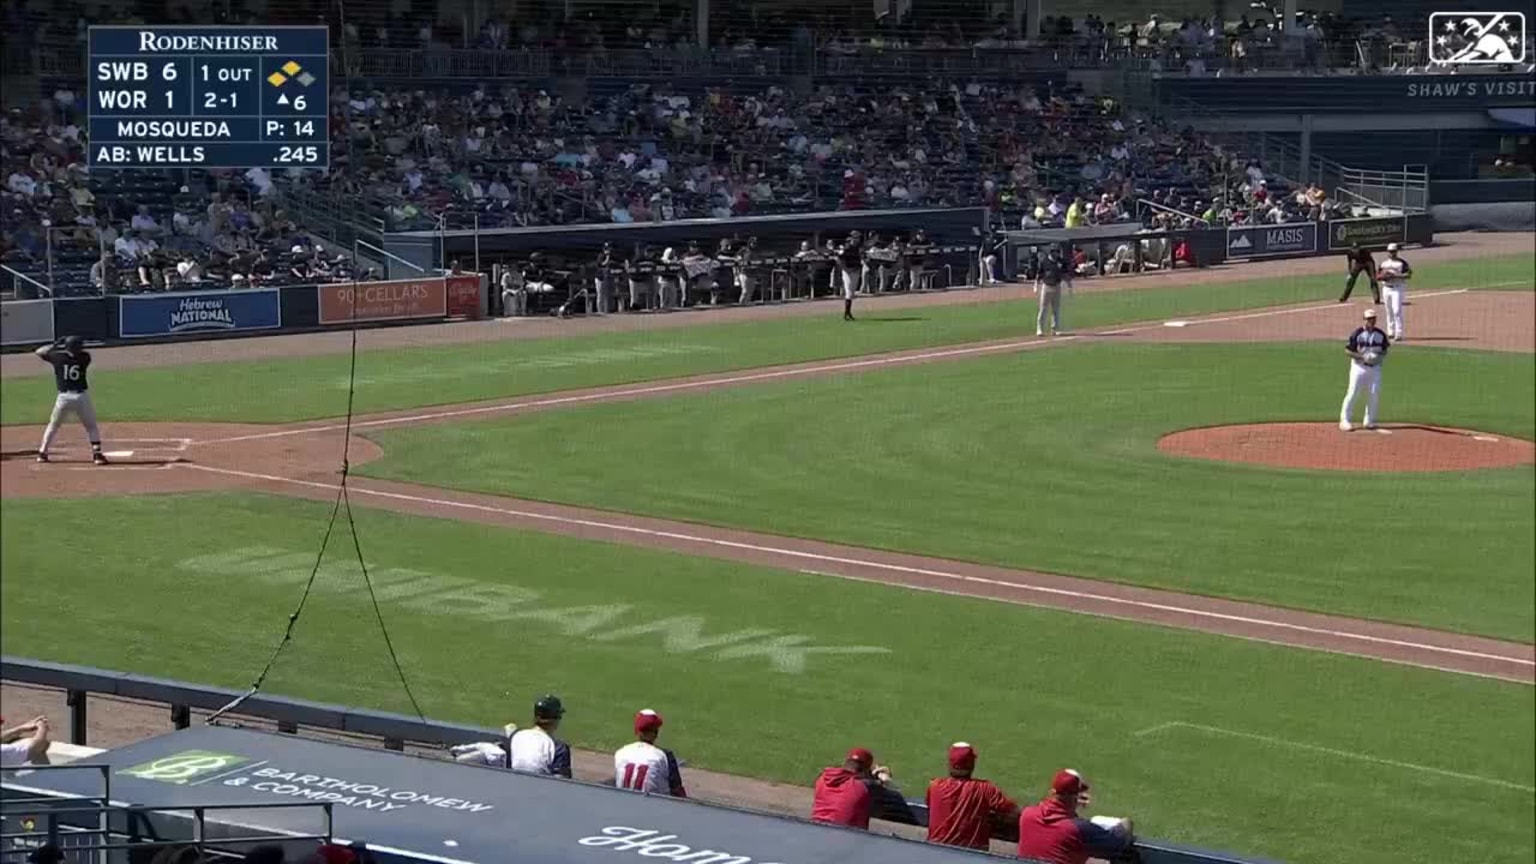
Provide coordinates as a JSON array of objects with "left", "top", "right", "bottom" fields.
[
  {"left": 168, "top": 295, "right": 237, "bottom": 332},
  {"left": 579, "top": 827, "right": 785, "bottom": 864},
  {"left": 119, "top": 750, "right": 249, "bottom": 785},
  {"left": 1429, "top": 12, "right": 1526, "bottom": 64}
]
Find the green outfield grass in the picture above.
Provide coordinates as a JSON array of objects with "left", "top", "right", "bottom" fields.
[
  {"left": 1, "top": 255, "right": 1529, "bottom": 425},
  {"left": 1, "top": 492, "right": 1531, "bottom": 864},
  {"left": 361, "top": 342, "right": 1536, "bottom": 640}
]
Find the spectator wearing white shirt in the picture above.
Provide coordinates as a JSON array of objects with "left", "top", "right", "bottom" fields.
[
  {"left": 244, "top": 166, "right": 274, "bottom": 197},
  {"left": 1, "top": 716, "right": 51, "bottom": 767},
  {"left": 506, "top": 695, "right": 571, "bottom": 777},
  {"left": 613, "top": 710, "right": 687, "bottom": 797},
  {"left": 130, "top": 206, "right": 160, "bottom": 234},
  {"left": 176, "top": 258, "right": 203, "bottom": 285}
]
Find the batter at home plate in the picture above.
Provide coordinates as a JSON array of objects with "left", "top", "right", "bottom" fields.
[{"left": 1340, "top": 308, "right": 1390, "bottom": 432}]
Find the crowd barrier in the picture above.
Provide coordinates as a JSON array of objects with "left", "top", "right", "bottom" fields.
[
  {"left": 0, "top": 274, "right": 489, "bottom": 351},
  {"left": 2, "top": 656, "right": 1278, "bottom": 864}
]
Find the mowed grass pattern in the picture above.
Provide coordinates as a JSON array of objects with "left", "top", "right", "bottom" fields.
[
  {"left": 1, "top": 493, "right": 1531, "bottom": 864},
  {"left": 1, "top": 255, "right": 1528, "bottom": 425},
  {"left": 363, "top": 342, "right": 1536, "bottom": 640}
]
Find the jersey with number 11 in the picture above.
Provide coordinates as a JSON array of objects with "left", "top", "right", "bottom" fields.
[{"left": 613, "top": 741, "right": 685, "bottom": 797}]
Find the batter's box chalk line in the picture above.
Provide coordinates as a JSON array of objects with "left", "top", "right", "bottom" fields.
[{"left": 1132, "top": 722, "right": 1535, "bottom": 793}]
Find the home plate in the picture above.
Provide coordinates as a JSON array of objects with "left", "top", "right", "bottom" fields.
[
  {"left": 1164, "top": 320, "right": 1190, "bottom": 328},
  {"left": 104, "top": 450, "right": 135, "bottom": 458},
  {"left": 1373, "top": 429, "right": 1392, "bottom": 435},
  {"left": 1473, "top": 435, "right": 1500, "bottom": 443}
]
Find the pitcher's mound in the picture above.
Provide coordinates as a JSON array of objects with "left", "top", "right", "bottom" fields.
[{"left": 1159, "top": 422, "right": 1535, "bottom": 472}]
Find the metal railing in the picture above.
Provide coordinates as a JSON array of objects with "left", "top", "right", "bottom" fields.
[
  {"left": 1340, "top": 165, "right": 1430, "bottom": 212},
  {"left": 2, "top": 764, "right": 334, "bottom": 864}
]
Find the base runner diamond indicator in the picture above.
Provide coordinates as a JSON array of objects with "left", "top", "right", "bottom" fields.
[
  {"left": 266, "top": 71, "right": 287, "bottom": 87},
  {"left": 296, "top": 72, "right": 316, "bottom": 87},
  {"left": 281, "top": 60, "right": 302, "bottom": 76}
]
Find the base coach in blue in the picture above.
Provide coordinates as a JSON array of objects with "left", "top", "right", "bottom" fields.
[{"left": 34, "top": 336, "right": 108, "bottom": 464}]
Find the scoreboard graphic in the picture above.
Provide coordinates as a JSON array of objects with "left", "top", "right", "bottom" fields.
[{"left": 87, "top": 26, "right": 329, "bottom": 170}]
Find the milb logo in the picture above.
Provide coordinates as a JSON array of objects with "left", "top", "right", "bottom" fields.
[
  {"left": 1429, "top": 12, "right": 1527, "bottom": 64},
  {"left": 119, "top": 750, "right": 249, "bottom": 785}
]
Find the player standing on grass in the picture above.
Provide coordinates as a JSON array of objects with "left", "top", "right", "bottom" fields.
[
  {"left": 837, "top": 230, "right": 864, "bottom": 321},
  {"left": 1340, "top": 308, "right": 1389, "bottom": 432},
  {"left": 1035, "top": 247, "right": 1071, "bottom": 337},
  {"left": 34, "top": 336, "right": 106, "bottom": 464}
]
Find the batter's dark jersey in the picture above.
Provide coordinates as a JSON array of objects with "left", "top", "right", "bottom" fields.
[
  {"left": 44, "top": 348, "right": 91, "bottom": 393},
  {"left": 837, "top": 240, "right": 863, "bottom": 268}
]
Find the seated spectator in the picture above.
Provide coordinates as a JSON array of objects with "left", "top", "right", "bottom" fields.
[
  {"left": 506, "top": 694, "right": 572, "bottom": 778},
  {"left": 810, "top": 747, "right": 914, "bottom": 829},
  {"left": 925, "top": 742, "right": 1019, "bottom": 850},
  {"left": 612, "top": 709, "right": 687, "bottom": 797},
  {"left": 1016, "top": 769, "right": 1135, "bottom": 864},
  {"left": 26, "top": 845, "right": 64, "bottom": 864},
  {"left": 1, "top": 715, "right": 51, "bottom": 767}
]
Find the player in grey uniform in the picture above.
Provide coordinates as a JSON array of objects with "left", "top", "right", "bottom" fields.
[
  {"left": 1034, "top": 247, "right": 1071, "bottom": 336},
  {"left": 35, "top": 336, "right": 107, "bottom": 464}
]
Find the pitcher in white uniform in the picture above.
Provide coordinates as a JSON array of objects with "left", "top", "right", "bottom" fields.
[
  {"left": 1376, "top": 243, "right": 1412, "bottom": 340},
  {"left": 1340, "top": 308, "right": 1390, "bottom": 432}
]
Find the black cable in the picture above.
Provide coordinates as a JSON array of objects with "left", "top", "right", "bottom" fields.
[{"left": 210, "top": 267, "right": 429, "bottom": 734}]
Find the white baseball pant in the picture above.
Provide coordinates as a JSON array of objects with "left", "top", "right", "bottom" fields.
[
  {"left": 1382, "top": 283, "right": 1406, "bottom": 338},
  {"left": 1340, "top": 361, "right": 1382, "bottom": 427}
]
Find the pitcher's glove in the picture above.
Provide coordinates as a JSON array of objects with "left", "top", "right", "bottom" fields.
[{"left": 1360, "top": 350, "right": 1382, "bottom": 366}]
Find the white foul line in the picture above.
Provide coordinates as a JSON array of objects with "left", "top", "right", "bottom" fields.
[
  {"left": 192, "top": 288, "right": 1476, "bottom": 447},
  {"left": 1132, "top": 722, "right": 1535, "bottom": 793},
  {"left": 180, "top": 463, "right": 1534, "bottom": 674}
]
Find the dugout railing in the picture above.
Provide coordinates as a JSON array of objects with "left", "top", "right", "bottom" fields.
[{"left": 3, "top": 656, "right": 1278, "bottom": 864}]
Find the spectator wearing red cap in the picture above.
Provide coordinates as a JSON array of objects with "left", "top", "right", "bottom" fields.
[
  {"left": 810, "top": 747, "right": 915, "bottom": 829},
  {"left": 1017, "top": 769, "right": 1135, "bottom": 864},
  {"left": 612, "top": 709, "right": 687, "bottom": 798},
  {"left": 925, "top": 742, "right": 1019, "bottom": 850}
]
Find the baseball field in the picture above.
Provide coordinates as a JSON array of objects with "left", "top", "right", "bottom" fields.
[{"left": 2, "top": 235, "right": 1533, "bottom": 864}]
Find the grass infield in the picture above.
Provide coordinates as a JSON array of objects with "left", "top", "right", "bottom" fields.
[
  {"left": 1, "top": 492, "right": 1531, "bottom": 864},
  {"left": 361, "top": 341, "right": 1536, "bottom": 641},
  {"left": 1, "top": 254, "right": 1529, "bottom": 425}
]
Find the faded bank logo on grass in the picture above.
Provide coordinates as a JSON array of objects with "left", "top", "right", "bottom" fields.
[
  {"left": 1428, "top": 12, "right": 1526, "bottom": 65},
  {"left": 178, "top": 548, "right": 891, "bottom": 675},
  {"left": 120, "top": 750, "right": 249, "bottom": 785}
]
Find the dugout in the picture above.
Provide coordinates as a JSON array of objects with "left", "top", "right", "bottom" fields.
[
  {"left": 1004, "top": 224, "right": 1228, "bottom": 279},
  {"left": 2, "top": 726, "right": 995, "bottom": 864}
]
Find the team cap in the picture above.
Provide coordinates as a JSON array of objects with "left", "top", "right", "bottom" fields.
[
  {"left": 634, "top": 709, "right": 664, "bottom": 734},
  {"left": 1051, "top": 768, "right": 1089, "bottom": 797}
]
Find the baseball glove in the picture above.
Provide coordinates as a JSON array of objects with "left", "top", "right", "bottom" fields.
[{"left": 1360, "top": 350, "right": 1382, "bottom": 366}]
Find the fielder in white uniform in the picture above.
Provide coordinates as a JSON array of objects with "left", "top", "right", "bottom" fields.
[
  {"left": 35, "top": 336, "right": 107, "bottom": 464},
  {"left": 1340, "top": 308, "right": 1390, "bottom": 432},
  {"left": 1376, "top": 243, "right": 1412, "bottom": 340},
  {"left": 612, "top": 709, "right": 688, "bottom": 798}
]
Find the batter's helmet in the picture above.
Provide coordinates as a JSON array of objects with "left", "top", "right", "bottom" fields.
[
  {"left": 533, "top": 695, "right": 565, "bottom": 720},
  {"left": 62, "top": 336, "right": 84, "bottom": 351}
]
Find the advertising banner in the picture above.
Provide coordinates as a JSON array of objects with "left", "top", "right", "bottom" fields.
[
  {"left": 445, "top": 274, "right": 482, "bottom": 319},
  {"left": 1327, "top": 217, "right": 1408, "bottom": 251},
  {"left": 118, "top": 289, "right": 281, "bottom": 339},
  {"left": 318, "top": 278, "right": 447, "bottom": 325},
  {"left": 1225, "top": 223, "right": 1318, "bottom": 259},
  {"left": 0, "top": 298, "right": 56, "bottom": 346}
]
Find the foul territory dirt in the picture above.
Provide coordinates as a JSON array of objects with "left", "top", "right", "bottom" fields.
[{"left": 2, "top": 234, "right": 1532, "bottom": 835}]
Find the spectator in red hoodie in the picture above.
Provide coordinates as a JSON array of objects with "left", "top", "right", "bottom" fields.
[
  {"left": 810, "top": 747, "right": 916, "bottom": 829},
  {"left": 1017, "top": 769, "right": 1135, "bottom": 864},
  {"left": 925, "top": 742, "right": 1020, "bottom": 850}
]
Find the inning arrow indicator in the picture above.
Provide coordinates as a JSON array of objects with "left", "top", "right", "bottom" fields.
[{"left": 277, "top": 94, "right": 290, "bottom": 106}]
